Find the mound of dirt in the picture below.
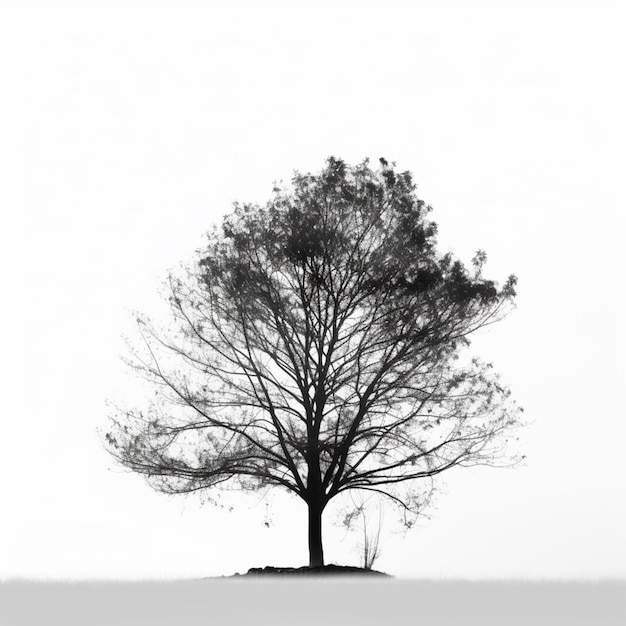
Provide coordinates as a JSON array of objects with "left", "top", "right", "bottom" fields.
[{"left": 235, "top": 564, "right": 391, "bottom": 577}]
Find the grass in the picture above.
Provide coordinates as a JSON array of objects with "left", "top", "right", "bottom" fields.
[{"left": 1, "top": 578, "right": 624, "bottom": 626}]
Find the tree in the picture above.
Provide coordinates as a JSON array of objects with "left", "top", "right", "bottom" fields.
[
  {"left": 341, "top": 490, "right": 385, "bottom": 570},
  {"left": 105, "top": 157, "right": 523, "bottom": 568}
]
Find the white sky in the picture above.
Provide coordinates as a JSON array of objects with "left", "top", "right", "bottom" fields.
[{"left": 1, "top": 0, "right": 624, "bottom": 580}]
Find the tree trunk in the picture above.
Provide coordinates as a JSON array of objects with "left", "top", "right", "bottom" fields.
[{"left": 307, "top": 497, "right": 325, "bottom": 567}]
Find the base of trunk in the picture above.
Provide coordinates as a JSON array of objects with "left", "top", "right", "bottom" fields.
[{"left": 308, "top": 500, "right": 324, "bottom": 567}]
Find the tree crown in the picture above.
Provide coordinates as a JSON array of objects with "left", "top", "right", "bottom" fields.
[{"left": 106, "top": 156, "right": 521, "bottom": 526}]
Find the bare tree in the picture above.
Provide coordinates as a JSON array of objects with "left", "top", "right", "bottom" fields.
[
  {"left": 105, "top": 157, "right": 523, "bottom": 568},
  {"left": 342, "top": 490, "right": 385, "bottom": 570}
]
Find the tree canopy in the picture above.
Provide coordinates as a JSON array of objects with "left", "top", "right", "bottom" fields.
[{"left": 105, "top": 157, "right": 522, "bottom": 567}]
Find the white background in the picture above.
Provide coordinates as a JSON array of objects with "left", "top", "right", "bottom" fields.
[{"left": 1, "top": 0, "right": 624, "bottom": 580}]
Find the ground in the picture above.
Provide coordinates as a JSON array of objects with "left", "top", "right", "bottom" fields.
[{"left": 228, "top": 564, "right": 391, "bottom": 577}]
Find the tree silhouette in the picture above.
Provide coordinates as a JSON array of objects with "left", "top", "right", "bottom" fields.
[
  {"left": 342, "top": 491, "right": 385, "bottom": 571},
  {"left": 105, "top": 157, "right": 523, "bottom": 568}
]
